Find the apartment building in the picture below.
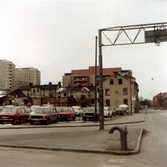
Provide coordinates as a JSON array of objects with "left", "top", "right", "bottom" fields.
[
  {"left": 103, "top": 71, "right": 139, "bottom": 113},
  {"left": 63, "top": 66, "right": 122, "bottom": 87},
  {"left": 153, "top": 92, "right": 167, "bottom": 109},
  {"left": 0, "top": 59, "right": 15, "bottom": 89},
  {"left": 62, "top": 67, "right": 139, "bottom": 113},
  {"left": 15, "top": 67, "right": 41, "bottom": 88}
]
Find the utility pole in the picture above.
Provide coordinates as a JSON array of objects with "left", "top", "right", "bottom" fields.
[
  {"left": 98, "top": 30, "right": 104, "bottom": 130},
  {"left": 130, "top": 77, "right": 132, "bottom": 115},
  {"left": 94, "top": 36, "right": 97, "bottom": 121}
]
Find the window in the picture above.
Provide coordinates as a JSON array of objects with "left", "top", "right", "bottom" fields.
[
  {"left": 123, "top": 88, "right": 128, "bottom": 95},
  {"left": 110, "top": 79, "right": 114, "bottom": 85},
  {"left": 91, "top": 99, "right": 94, "bottom": 104},
  {"left": 106, "top": 99, "right": 110, "bottom": 106},
  {"left": 18, "top": 109, "right": 22, "bottom": 113},
  {"left": 118, "top": 79, "right": 122, "bottom": 84},
  {"left": 123, "top": 99, "right": 128, "bottom": 105},
  {"left": 105, "top": 89, "right": 110, "bottom": 96},
  {"left": 21, "top": 108, "right": 26, "bottom": 113}
]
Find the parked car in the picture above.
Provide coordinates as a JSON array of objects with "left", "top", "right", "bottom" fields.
[
  {"left": 29, "top": 107, "right": 59, "bottom": 125},
  {"left": 82, "top": 107, "right": 99, "bottom": 121},
  {"left": 111, "top": 108, "right": 116, "bottom": 116},
  {"left": 72, "top": 106, "right": 84, "bottom": 116},
  {"left": 30, "top": 105, "right": 41, "bottom": 113},
  {"left": 115, "top": 107, "right": 126, "bottom": 115},
  {"left": 42, "top": 104, "right": 55, "bottom": 107},
  {"left": 56, "top": 107, "right": 76, "bottom": 121},
  {"left": 119, "top": 104, "right": 129, "bottom": 114},
  {"left": 0, "top": 106, "right": 29, "bottom": 124},
  {"left": 103, "top": 107, "right": 112, "bottom": 117}
]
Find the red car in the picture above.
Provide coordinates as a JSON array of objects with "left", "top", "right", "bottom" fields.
[
  {"left": 0, "top": 106, "right": 29, "bottom": 125},
  {"left": 56, "top": 107, "right": 76, "bottom": 121}
]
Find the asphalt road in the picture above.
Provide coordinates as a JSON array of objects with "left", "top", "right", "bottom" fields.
[{"left": 0, "top": 109, "right": 167, "bottom": 167}]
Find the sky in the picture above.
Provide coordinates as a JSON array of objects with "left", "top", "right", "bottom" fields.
[{"left": 0, "top": 0, "right": 167, "bottom": 100}]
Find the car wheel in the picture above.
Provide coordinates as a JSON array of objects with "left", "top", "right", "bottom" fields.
[
  {"left": 66, "top": 117, "right": 70, "bottom": 121},
  {"left": 30, "top": 121, "right": 34, "bottom": 125},
  {"left": 46, "top": 118, "right": 50, "bottom": 125},
  {"left": 13, "top": 118, "right": 20, "bottom": 125}
]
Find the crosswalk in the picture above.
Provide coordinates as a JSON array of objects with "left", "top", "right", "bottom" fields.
[{"left": 103, "top": 159, "right": 125, "bottom": 167}]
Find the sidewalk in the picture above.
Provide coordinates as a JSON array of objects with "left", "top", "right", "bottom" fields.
[{"left": 0, "top": 112, "right": 146, "bottom": 155}]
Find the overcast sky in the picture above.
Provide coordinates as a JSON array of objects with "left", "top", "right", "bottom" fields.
[{"left": 0, "top": 0, "right": 167, "bottom": 99}]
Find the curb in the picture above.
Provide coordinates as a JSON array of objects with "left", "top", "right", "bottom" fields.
[
  {"left": 0, "top": 113, "right": 146, "bottom": 155},
  {"left": 0, "top": 128, "right": 144, "bottom": 155}
]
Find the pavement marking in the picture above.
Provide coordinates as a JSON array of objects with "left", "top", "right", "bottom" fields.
[{"left": 108, "top": 159, "right": 125, "bottom": 163}]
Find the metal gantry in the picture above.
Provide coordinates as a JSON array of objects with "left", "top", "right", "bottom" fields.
[
  {"left": 98, "top": 22, "right": 167, "bottom": 130},
  {"left": 100, "top": 22, "right": 167, "bottom": 46}
]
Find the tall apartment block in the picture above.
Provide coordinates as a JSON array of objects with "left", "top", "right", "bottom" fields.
[
  {"left": 63, "top": 66, "right": 123, "bottom": 87},
  {"left": 0, "top": 60, "right": 15, "bottom": 89},
  {"left": 15, "top": 67, "right": 41, "bottom": 88}
]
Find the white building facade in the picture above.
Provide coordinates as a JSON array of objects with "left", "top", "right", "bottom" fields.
[
  {"left": 15, "top": 67, "right": 41, "bottom": 88},
  {"left": 0, "top": 60, "right": 15, "bottom": 89}
]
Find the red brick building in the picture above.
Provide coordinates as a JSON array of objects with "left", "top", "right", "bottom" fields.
[
  {"left": 63, "top": 66, "right": 122, "bottom": 87},
  {"left": 153, "top": 92, "right": 167, "bottom": 109}
]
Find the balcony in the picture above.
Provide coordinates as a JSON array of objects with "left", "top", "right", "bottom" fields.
[
  {"left": 73, "top": 82, "right": 89, "bottom": 87},
  {"left": 73, "top": 76, "right": 89, "bottom": 82}
]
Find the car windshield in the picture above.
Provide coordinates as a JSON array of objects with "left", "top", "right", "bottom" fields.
[
  {"left": 35, "top": 108, "right": 51, "bottom": 113},
  {"left": 31, "top": 106, "right": 40, "bottom": 112},
  {"left": 83, "top": 107, "right": 99, "bottom": 113},
  {"left": 116, "top": 108, "right": 124, "bottom": 110},
  {"left": 72, "top": 106, "right": 80, "bottom": 110},
  {"left": 56, "top": 107, "right": 62, "bottom": 112},
  {"left": 59, "top": 107, "right": 73, "bottom": 112},
  {"left": 73, "top": 107, "right": 79, "bottom": 109},
  {"left": 0, "top": 107, "right": 17, "bottom": 113}
]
